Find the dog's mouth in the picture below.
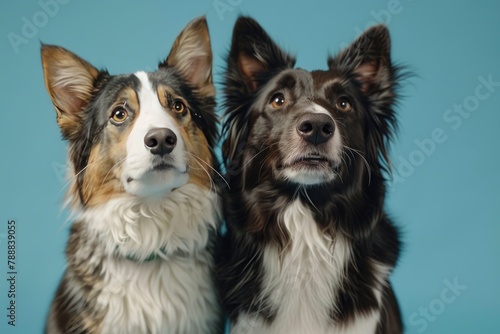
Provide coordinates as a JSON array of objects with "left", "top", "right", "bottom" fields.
[
  {"left": 288, "top": 154, "right": 331, "bottom": 168},
  {"left": 126, "top": 162, "right": 185, "bottom": 184},
  {"left": 276, "top": 153, "right": 337, "bottom": 185},
  {"left": 151, "top": 162, "right": 175, "bottom": 171},
  {"left": 295, "top": 154, "right": 329, "bottom": 165}
]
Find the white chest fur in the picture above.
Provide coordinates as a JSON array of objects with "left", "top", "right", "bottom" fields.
[
  {"left": 231, "top": 201, "right": 382, "bottom": 334},
  {"left": 75, "top": 184, "right": 220, "bottom": 334},
  {"left": 98, "top": 255, "right": 217, "bottom": 334}
]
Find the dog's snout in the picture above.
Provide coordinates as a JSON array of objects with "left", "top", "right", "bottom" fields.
[
  {"left": 144, "top": 128, "right": 177, "bottom": 155},
  {"left": 296, "top": 113, "right": 334, "bottom": 145}
]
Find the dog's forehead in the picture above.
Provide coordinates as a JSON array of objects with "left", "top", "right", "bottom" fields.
[
  {"left": 261, "top": 69, "right": 313, "bottom": 101},
  {"left": 99, "top": 73, "right": 141, "bottom": 101},
  {"left": 91, "top": 71, "right": 176, "bottom": 127},
  {"left": 311, "top": 70, "right": 342, "bottom": 90},
  {"left": 275, "top": 69, "right": 312, "bottom": 89},
  {"left": 272, "top": 69, "right": 340, "bottom": 96},
  {"left": 87, "top": 73, "right": 140, "bottom": 125},
  {"left": 147, "top": 68, "right": 186, "bottom": 93},
  {"left": 96, "top": 70, "right": 188, "bottom": 109}
]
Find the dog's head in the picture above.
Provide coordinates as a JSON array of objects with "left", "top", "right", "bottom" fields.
[
  {"left": 42, "top": 17, "right": 217, "bottom": 207},
  {"left": 223, "top": 17, "right": 401, "bottom": 192}
]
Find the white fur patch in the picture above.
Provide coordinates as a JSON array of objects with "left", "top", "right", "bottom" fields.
[
  {"left": 310, "top": 102, "right": 332, "bottom": 115},
  {"left": 232, "top": 311, "right": 381, "bottom": 334},
  {"left": 336, "top": 311, "right": 381, "bottom": 334},
  {"left": 98, "top": 256, "right": 217, "bottom": 334},
  {"left": 371, "top": 260, "right": 392, "bottom": 305},
  {"left": 231, "top": 200, "right": 375, "bottom": 334},
  {"left": 78, "top": 183, "right": 220, "bottom": 333},
  {"left": 122, "top": 71, "right": 188, "bottom": 196}
]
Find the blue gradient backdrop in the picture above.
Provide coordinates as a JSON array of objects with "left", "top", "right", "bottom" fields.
[{"left": 1, "top": 0, "right": 499, "bottom": 333}]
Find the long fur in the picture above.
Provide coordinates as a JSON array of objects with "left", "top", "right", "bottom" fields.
[
  {"left": 42, "top": 17, "right": 223, "bottom": 334},
  {"left": 217, "top": 17, "right": 405, "bottom": 334}
]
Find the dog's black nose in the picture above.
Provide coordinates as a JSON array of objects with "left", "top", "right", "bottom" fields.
[
  {"left": 144, "top": 128, "right": 177, "bottom": 155},
  {"left": 296, "top": 113, "right": 334, "bottom": 145}
]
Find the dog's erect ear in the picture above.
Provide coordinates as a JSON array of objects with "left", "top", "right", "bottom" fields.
[
  {"left": 161, "top": 16, "right": 214, "bottom": 97},
  {"left": 41, "top": 45, "right": 99, "bottom": 139},
  {"left": 222, "top": 17, "right": 296, "bottom": 165},
  {"left": 228, "top": 16, "right": 296, "bottom": 93},
  {"left": 329, "top": 25, "right": 392, "bottom": 94},
  {"left": 330, "top": 25, "right": 401, "bottom": 174}
]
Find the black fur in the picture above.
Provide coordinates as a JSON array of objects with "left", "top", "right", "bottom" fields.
[{"left": 217, "top": 16, "right": 405, "bottom": 333}]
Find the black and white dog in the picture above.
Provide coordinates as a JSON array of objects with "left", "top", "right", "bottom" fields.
[
  {"left": 217, "top": 17, "right": 404, "bottom": 334},
  {"left": 42, "top": 17, "right": 223, "bottom": 333}
]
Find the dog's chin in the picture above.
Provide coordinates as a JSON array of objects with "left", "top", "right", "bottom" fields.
[
  {"left": 277, "top": 159, "right": 337, "bottom": 186},
  {"left": 123, "top": 166, "right": 188, "bottom": 197}
]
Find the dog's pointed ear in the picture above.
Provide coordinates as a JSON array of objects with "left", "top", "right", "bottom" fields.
[
  {"left": 228, "top": 16, "right": 296, "bottom": 93},
  {"left": 330, "top": 25, "right": 401, "bottom": 174},
  {"left": 41, "top": 45, "right": 100, "bottom": 139},
  {"left": 329, "top": 25, "right": 392, "bottom": 94},
  {"left": 160, "top": 16, "right": 214, "bottom": 97},
  {"left": 222, "top": 17, "right": 295, "bottom": 165}
]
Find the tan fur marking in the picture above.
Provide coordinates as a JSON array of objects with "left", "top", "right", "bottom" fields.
[
  {"left": 156, "top": 85, "right": 191, "bottom": 113},
  {"left": 184, "top": 125, "right": 213, "bottom": 190},
  {"left": 155, "top": 84, "right": 214, "bottom": 190},
  {"left": 156, "top": 85, "right": 169, "bottom": 108},
  {"left": 66, "top": 88, "right": 139, "bottom": 208},
  {"left": 190, "top": 131, "right": 213, "bottom": 189}
]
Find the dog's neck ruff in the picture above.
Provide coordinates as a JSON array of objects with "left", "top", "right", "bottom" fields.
[
  {"left": 75, "top": 183, "right": 220, "bottom": 262},
  {"left": 124, "top": 247, "right": 188, "bottom": 262}
]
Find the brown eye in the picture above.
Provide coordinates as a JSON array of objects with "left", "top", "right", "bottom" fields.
[
  {"left": 271, "top": 93, "right": 286, "bottom": 109},
  {"left": 336, "top": 97, "right": 352, "bottom": 112},
  {"left": 173, "top": 100, "right": 187, "bottom": 115},
  {"left": 111, "top": 107, "right": 128, "bottom": 123}
]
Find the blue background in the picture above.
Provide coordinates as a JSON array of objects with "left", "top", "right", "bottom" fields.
[{"left": 1, "top": 0, "right": 499, "bottom": 333}]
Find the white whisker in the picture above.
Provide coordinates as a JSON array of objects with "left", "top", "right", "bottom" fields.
[
  {"left": 344, "top": 145, "right": 371, "bottom": 185},
  {"left": 191, "top": 157, "right": 216, "bottom": 197},
  {"left": 59, "top": 162, "right": 92, "bottom": 194},
  {"left": 242, "top": 142, "right": 280, "bottom": 169},
  {"left": 99, "top": 157, "right": 127, "bottom": 189},
  {"left": 191, "top": 153, "right": 230, "bottom": 190}
]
